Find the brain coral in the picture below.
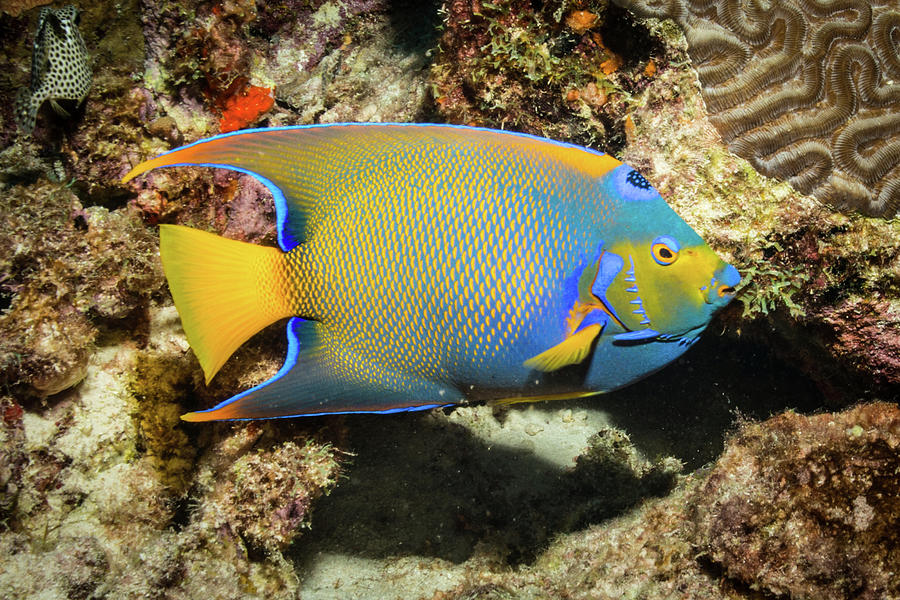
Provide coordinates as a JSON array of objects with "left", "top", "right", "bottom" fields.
[{"left": 613, "top": 0, "right": 900, "bottom": 218}]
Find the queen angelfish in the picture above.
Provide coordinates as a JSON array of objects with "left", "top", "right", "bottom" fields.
[{"left": 123, "top": 123, "right": 740, "bottom": 421}]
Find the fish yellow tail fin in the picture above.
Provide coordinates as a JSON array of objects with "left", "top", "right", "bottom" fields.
[{"left": 159, "top": 224, "right": 293, "bottom": 383}]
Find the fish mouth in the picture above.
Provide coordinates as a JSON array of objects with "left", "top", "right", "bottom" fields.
[
  {"left": 701, "top": 264, "right": 741, "bottom": 305},
  {"left": 610, "top": 255, "right": 727, "bottom": 345}
]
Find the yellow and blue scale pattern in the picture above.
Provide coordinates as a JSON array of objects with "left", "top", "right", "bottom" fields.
[{"left": 123, "top": 123, "right": 740, "bottom": 421}]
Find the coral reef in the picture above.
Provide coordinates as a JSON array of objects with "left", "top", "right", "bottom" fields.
[
  {"left": 0, "top": 0, "right": 897, "bottom": 598},
  {"left": 431, "top": 0, "right": 665, "bottom": 152},
  {"left": 128, "top": 351, "right": 197, "bottom": 493},
  {"left": 613, "top": 0, "right": 900, "bottom": 217},
  {"left": 0, "top": 181, "right": 163, "bottom": 397},
  {"left": 619, "top": 44, "right": 900, "bottom": 397},
  {"left": 0, "top": 313, "right": 345, "bottom": 600},
  {"left": 436, "top": 403, "right": 900, "bottom": 600},
  {"left": 560, "top": 427, "right": 681, "bottom": 530}
]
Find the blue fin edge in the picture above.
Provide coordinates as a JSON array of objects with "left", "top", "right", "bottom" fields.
[
  {"left": 187, "top": 317, "right": 453, "bottom": 420},
  {"left": 146, "top": 123, "right": 609, "bottom": 252}
]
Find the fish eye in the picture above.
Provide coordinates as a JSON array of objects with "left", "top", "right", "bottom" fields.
[{"left": 651, "top": 236, "right": 680, "bottom": 265}]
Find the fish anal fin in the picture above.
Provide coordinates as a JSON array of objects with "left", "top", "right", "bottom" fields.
[
  {"left": 524, "top": 323, "right": 603, "bottom": 372},
  {"left": 182, "top": 319, "right": 461, "bottom": 421}
]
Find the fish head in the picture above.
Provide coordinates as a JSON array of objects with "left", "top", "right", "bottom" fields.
[
  {"left": 39, "top": 6, "right": 83, "bottom": 49},
  {"left": 599, "top": 165, "right": 740, "bottom": 341}
]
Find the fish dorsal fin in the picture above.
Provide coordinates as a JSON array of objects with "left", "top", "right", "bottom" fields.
[
  {"left": 123, "top": 127, "right": 335, "bottom": 250},
  {"left": 122, "top": 124, "right": 623, "bottom": 251},
  {"left": 524, "top": 323, "right": 604, "bottom": 372}
]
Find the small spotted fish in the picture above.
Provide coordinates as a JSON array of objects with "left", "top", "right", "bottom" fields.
[
  {"left": 123, "top": 124, "right": 740, "bottom": 421},
  {"left": 15, "top": 5, "right": 91, "bottom": 134}
]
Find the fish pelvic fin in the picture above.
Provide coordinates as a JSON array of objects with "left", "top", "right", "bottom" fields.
[
  {"left": 490, "top": 390, "right": 602, "bottom": 408},
  {"left": 159, "top": 224, "right": 293, "bottom": 384}
]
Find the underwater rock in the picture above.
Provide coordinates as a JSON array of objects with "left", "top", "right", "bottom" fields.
[
  {"left": 198, "top": 434, "right": 343, "bottom": 552},
  {"left": 130, "top": 0, "right": 432, "bottom": 241},
  {"left": 0, "top": 311, "right": 346, "bottom": 600},
  {"left": 561, "top": 427, "right": 681, "bottom": 529},
  {"left": 0, "top": 397, "right": 25, "bottom": 520},
  {"left": 612, "top": 0, "right": 900, "bottom": 218},
  {"left": 0, "top": 0, "right": 50, "bottom": 18},
  {"left": 436, "top": 403, "right": 900, "bottom": 600},
  {"left": 691, "top": 403, "right": 900, "bottom": 599}
]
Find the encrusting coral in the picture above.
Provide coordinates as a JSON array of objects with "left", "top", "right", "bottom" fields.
[
  {"left": 612, "top": 0, "right": 900, "bottom": 218},
  {"left": 198, "top": 433, "right": 343, "bottom": 553}
]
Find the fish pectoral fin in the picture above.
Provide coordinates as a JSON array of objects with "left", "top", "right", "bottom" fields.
[
  {"left": 523, "top": 323, "right": 604, "bottom": 372},
  {"left": 49, "top": 99, "right": 71, "bottom": 117}
]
